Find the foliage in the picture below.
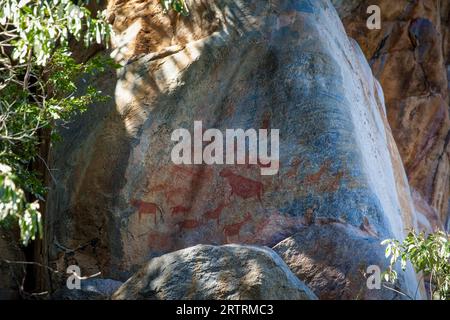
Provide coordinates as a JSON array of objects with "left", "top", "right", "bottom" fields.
[
  {"left": 0, "top": 0, "right": 111, "bottom": 66},
  {"left": 382, "top": 230, "right": 450, "bottom": 300},
  {"left": 0, "top": 0, "right": 191, "bottom": 246},
  {"left": 0, "top": 0, "right": 112, "bottom": 245},
  {"left": 160, "top": 0, "right": 189, "bottom": 16},
  {"left": 0, "top": 163, "right": 40, "bottom": 244}
]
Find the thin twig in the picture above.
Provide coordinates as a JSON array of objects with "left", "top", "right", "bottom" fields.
[
  {"left": 429, "top": 272, "right": 433, "bottom": 299},
  {"left": 1, "top": 259, "right": 59, "bottom": 274},
  {"left": 382, "top": 283, "right": 414, "bottom": 300},
  {"left": 69, "top": 271, "right": 102, "bottom": 281},
  {"left": 23, "top": 49, "right": 33, "bottom": 90},
  {"left": 36, "top": 153, "right": 57, "bottom": 184},
  {"left": 53, "top": 238, "right": 95, "bottom": 254},
  {"left": 414, "top": 273, "right": 425, "bottom": 300}
]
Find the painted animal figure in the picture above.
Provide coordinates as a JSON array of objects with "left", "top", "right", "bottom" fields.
[
  {"left": 131, "top": 199, "right": 164, "bottom": 224},
  {"left": 254, "top": 216, "right": 271, "bottom": 235},
  {"left": 204, "top": 202, "right": 227, "bottom": 225},
  {"left": 223, "top": 212, "right": 253, "bottom": 240},
  {"left": 164, "top": 187, "right": 190, "bottom": 205},
  {"left": 147, "top": 233, "right": 172, "bottom": 250},
  {"left": 177, "top": 219, "right": 203, "bottom": 230},
  {"left": 219, "top": 169, "right": 264, "bottom": 201},
  {"left": 303, "top": 160, "right": 331, "bottom": 184},
  {"left": 170, "top": 205, "right": 191, "bottom": 216}
]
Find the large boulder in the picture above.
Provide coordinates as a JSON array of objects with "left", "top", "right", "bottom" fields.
[
  {"left": 334, "top": 0, "right": 450, "bottom": 230},
  {"left": 45, "top": 0, "right": 421, "bottom": 297},
  {"left": 273, "top": 223, "right": 414, "bottom": 300},
  {"left": 112, "top": 244, "right": 317, "bottom": 300}
]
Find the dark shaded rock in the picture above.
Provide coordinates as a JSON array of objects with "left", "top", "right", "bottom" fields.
[
  {"left": 273, "top": 223, "right": 416, "bottom": 300},
  {"left": 52, "top": 288, "right": 107, "bottom": 300},
  {"left": 80, "top": 278, "right": 123, "bottom": 297},
  {"left": 51, "top": 278, "right": 122, "bottom": 300},
  {"left": 0, "top": 226, "right": 25, "bottom": 300}
]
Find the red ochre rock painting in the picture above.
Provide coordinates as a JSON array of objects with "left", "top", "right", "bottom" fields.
[
  {"left": 176, "top": 219, "right": 203, "bottom": 230},
  {"left": 261, "top": 111, "right": 271, "bottom": 130},
  {"left": 170, "top": 165, "right": 214, "bottom": 181},
  {"left": 285, "top": 157, "right": 303, "bottom": 178},
  {"left": 130, "top": 199, "right": 164, "bottom": 224},
  {"left": 133, "top": 159, "right": 346, "bottom": 253},
  {"left": 303, "top": 160, "right": 331, "bottom": 185},
  {"left": 147, "top": 233, "right": 172, "bottom": 250},
  {"left": 170, "top": 205, "right": 191, "bottom": 216},
  {"left": 298, "top": 160, "right": 348, "bottom": 193},
  {"left": 204, "top": 201, "right": 227, "bottom": 225},
  {"left": 219, "top": 168, "right": 264, "bottom": 202},
  {"left": 133, "top": 164, "right": 274, "bottom": 247},
  {"left": 223, "top": 212, "right": 253, "bottom": 241}
]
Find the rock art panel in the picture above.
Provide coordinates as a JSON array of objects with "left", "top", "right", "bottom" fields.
[{"left": 46, "top": 0, "right": 422, "bottom": 297}]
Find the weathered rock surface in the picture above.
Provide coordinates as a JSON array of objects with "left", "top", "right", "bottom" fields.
[
  {"left": 112, "top": 244, "right": 317, "bottom": 300},
  {"left": 0, "top": 227, "right": 25, "bottom": 299},
  {"left": 273, "top": 223, "right": 413, "bottom": 300},
  {"left": 412, "top": 189, "right": 445, "bottom": 233},
  {"left": 52, "top": 278, "right": 123, "bottom": 300},
  {"left": 80, "top": 278, "right": 123, "bottom": 297},
  {"left": 334, "top": 0, "right": 450, "bottom": 230},
  {"left": 52, "top": 288, "right": 107, "bottom": 300},
  {"left": 46, "top": 0, "right": 422, "bottom": 298}
]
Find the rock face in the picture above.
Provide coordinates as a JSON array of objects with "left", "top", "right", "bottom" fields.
[
  {"left": 52, "top": 288, "right": 107, "bottom": 300},
  {"left": 0, "top": 227, "right": 25, "bottom": 299},
  {"left": 52, "top": 278, "right": 123, "bottom": 300},
  {"left": 112, "top": 244, "right": 317, "bottom": 300},
  {"left": 334, "top": 0, "right": 450, "bottom": 230},
  {"left": 80, "top": 278, "right": 123, "bottom": 297},
  {"left": 273, "top": 223, "right": 413, "bottom": 300},
  {"left": 45, "top": 0, "right": 422, "bottom": 297}
]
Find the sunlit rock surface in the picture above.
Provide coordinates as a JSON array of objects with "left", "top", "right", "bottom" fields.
[
  {"left": 112, "top": 244, "right": 317, "bottom": 300},
  {"left": 334, "top": 0, "right": 450, "bottom": 231}
]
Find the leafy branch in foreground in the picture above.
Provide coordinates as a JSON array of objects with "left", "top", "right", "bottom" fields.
[
  {"left": 0, "top": 0, "right": 112, "bottom": 245},
  {"left": 0, "top": 163, "right": 41, "bottom": 244},
  {"left": 382, "top": 230, "right": 450, "bottom": 300},
  {"left": 160, "top": 0, "right": 189, "bottom": 16},
  {"left": 0, "top": 0, "right": 191, "bottom": 245},
  {"left": 0, "top": 0, "right": 111, "bottom": 66}
]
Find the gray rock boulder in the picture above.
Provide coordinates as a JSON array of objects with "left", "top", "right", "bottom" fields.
[
  {"left": 81, "top": 278, "right": 123, "bottom": 297},
  {"left": 52, "top": 278, "right": 123, "bottom": 300},
  {"left": 112, "top": 244, "right": 317, "bottom": 300},
  {"left": 273, "top": 223, "right": 417, "bottom": 300},
  {"left": 51, "top": 288, "right": 107, "bottom": 300}
]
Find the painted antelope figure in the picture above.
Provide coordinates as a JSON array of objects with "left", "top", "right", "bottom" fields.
[
  {"left": 170, "top": 205, "right": 191, "bottom": 216},
  {"left": 223, "top": 212, "right": 253, "bottom": 241},
  {"left": 176, "top": 219, "right": 203, "bottom": 230},
  {"left": 204, "top": 201, "right": 227, "bottom": 225},
  {"left": 219, "top": 169, "right": 264, "bottom": 202},
  {"left": 130, "top": 199, "right": 164, "bottom": 224}
]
